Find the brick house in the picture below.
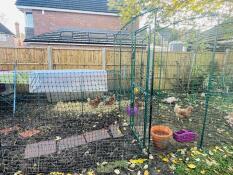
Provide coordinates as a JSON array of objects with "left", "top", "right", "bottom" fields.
[
  {"left": 0, "top": 23, "right": 15, "bottom": 47},
  {"left": 16, "top": 0, "right": 124, "bottom": 47}
]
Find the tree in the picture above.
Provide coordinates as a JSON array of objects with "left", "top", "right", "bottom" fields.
[{"left": 109, "top": 0, "right": 233, "bottom": 24}]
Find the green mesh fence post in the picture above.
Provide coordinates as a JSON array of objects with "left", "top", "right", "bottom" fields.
[
  {"left": 13, "top": 62, "right": 17, "bottom": 117},
  {"left": 148, "top": 12, "right": 157, "bottom": 152},
  {"left": 130, "top": 30, "right": 136, "bottom": 128},
  {"left": 199, "top": 18, "right": 219, "bottom": 148},
  {"left": 143, "top": 27, "right": 151, "bottom": 147},
  {"left": 140, "top": 41, "right": 144, "bottom": 88},
  {"left": 119, "top": 38, "right": 122, "bottom": 111}
]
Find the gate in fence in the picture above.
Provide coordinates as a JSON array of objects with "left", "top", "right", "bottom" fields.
[{"left": 114, "top": 10, "right": 157, "bottom": 153}]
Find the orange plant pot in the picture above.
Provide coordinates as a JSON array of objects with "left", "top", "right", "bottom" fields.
[{"left": 151, "top": 125, "right": 173, "bottom": 149}]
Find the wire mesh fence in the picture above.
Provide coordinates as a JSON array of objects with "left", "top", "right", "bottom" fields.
[
  {"left": 0, "top": 69, "right": 146, "bottom": 174},
  {"left": 150, "top": 12, "right": 233, "bottom": 152}
]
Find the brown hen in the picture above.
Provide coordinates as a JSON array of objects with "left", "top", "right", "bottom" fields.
[
  {"left": 88, "top": 96, "right": 101, "bottom": 108},
  {"left": 174, "top": 104, "right": 193, "bottom": 119}
]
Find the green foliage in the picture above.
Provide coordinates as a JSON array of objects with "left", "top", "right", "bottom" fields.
[
  {"left": 174, "top": 146, "right": 233, "bottom": 175},
  {"left": 108, "top": 0, "right": 142, "bottom": 24},
  {"left": 109, "top": 0, "right": 230, "bottom": 24}
]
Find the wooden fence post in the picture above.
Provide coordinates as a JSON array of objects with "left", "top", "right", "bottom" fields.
[
  {"left": 102, "top": 48, "right": 106, "bottom": 70},
  {"left": 47, "top": 46, "right": 53, "bottom": 70}
]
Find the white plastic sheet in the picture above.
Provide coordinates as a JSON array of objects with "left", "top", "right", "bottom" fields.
[{"left": 29, "top": 70, "right": 108, "bottom": 93}]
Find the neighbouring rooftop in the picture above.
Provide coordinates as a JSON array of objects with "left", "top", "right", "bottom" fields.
[
  {"left": 0, "top": 23, "right": 14, "bottom": 35},
  {"left": 16, "top": 0, "right": 118, "bottom": 14}
]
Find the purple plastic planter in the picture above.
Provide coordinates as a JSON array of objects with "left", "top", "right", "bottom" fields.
[
  {"left": 126, "top": 106, "right": 139, "bottom": 116},
  {"left": 173, "top": 129, "right": 198, "bottom": 143}
]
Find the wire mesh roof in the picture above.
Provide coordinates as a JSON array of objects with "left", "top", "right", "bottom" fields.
[{"left": 25, "top": 29, "right": 145, "bottom": 46}]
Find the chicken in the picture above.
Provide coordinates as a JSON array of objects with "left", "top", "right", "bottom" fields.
[
  {"left": 174, "top": 104, "right": 193, "bottom": 119},
  {"left": 87, "top": 96, "right": 101, "bottom": 108},
  {"left": 162, "top": 97, "right": 178, "bottom": 104},
  {"left": 105, "top": 95, "right": 115, "bottom": 105}
]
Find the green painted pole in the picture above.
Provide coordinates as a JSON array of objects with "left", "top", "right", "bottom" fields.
[{"left": 199, "top": 18, "right": 219, "bottom": 148}]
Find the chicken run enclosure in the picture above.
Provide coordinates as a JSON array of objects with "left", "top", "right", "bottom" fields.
[{"left": 1, "top": 10, "right": 233, "bottom": 174}]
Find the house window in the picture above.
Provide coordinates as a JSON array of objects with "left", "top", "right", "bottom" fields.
[
  {"left": 25, "top": 12, "right": 34, "bottom": 28},
  {"left": 0, "top": 34, "right": 7, "bottom": 41}
]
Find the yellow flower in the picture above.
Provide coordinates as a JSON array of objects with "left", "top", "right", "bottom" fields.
[
  {"left": 144, "top": 170, "right": 149, "bottom": 175},
  {"left": 187, "top": 163, "right": 196, "bottom": 169},
  {"left": 129, "top": 158, "right": 147, "bottom": 164}
]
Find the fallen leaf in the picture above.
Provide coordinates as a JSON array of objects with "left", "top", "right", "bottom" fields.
[
  {"left": 55, "top": 136, "right": 61, "bottom": 141},
  {"left": 114, "top": 169, "right": 120, "bottom": 174},
  {"left": 187, "top": 163, "right": 196, "bottom": 169},
  {"left": 101, "top": 161, "right": 108, "bottom": 166},
  {"left": 209, "top": 150, "right": 214, "bottom": 156},
  {"left": 129, "top": 163, "right": 136, "bottom": 169},
  {"left": 162, "top": 157, "right": 169, "bottom": 163},
  {"left": 171, "top": 158, "right": 178, "bottom": 164},
  {"left": 149, "top": 154, "right": 154, "bottom": 160},
  {"left": 144, "top": 170, "right": 149, "bottom": 175},
  {"left": 169, "top": 164, "right": 176, "bottom": 171},
  {"left": 49, "top": 172, "right": 64, "bottom": 175},
  {"left": 14, "top": 171, "right": 23, "bottom": 175},
  {"left": 206, "top": 159, "right": 218, "bottom": 166},
  {"left": 201, "top": 170, "right": 206, "bottom": 174},
  {"left": 87, "top": 169, "right": 95, "bottom": 175},
  {"left": 143, "top": 164, "right": 148, "bottom": 170},
  {"left": 129, "top": 159, "right": 147, "bottom": 164}
]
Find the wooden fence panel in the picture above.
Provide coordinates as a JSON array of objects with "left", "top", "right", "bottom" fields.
[
  {"left": 52, "top": 48, "right": 103, "bottom": 70},
  {"left": 0, "top": 47, "right": 47, "bottom": 70},
  {"left": 1, "top": 47, "right": 233, "bottom": 90}
]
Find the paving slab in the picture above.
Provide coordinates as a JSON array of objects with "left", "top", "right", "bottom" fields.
[
  {"left": 84, "top": 129, "right": 110, "bottom": 143},
  {"left": 25, "top": 140, "right": 56, "bottom": 159},
  {"left": 38, "top": 140, "right": 56, "bottom": 156},
  {"left": 59, "top": 134, "right": 86, "bottom": 151},
  {"left": 25, "top": 142, "right": 39, "bottom": 158},
  {"left": 109, "top": 124, "right": 123, "bottom": 138}
]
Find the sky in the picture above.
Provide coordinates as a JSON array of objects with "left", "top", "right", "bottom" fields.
[{"left": 0, "top": 0, "right": 25, "bottom": 34}]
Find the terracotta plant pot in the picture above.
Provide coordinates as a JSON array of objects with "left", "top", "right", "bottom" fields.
[{"left": 151, "top": 125, "right": 173, "bottom": 149}]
